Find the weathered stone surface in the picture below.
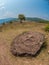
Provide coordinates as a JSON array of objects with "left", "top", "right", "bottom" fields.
[{"left": 10, "top": 31, "right": 45, "bottom": 56}]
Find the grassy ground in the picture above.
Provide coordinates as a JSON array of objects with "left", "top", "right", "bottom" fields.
[{"left": 0, "top": 22, "right": 49, "bottom": 65}]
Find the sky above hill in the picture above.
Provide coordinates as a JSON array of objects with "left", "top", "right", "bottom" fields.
[{"left": 0, "top": 0, "right": 49, "bottom": 20}]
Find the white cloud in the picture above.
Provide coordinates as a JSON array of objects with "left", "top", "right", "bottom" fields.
[
  {"left": 4, "top": 11, "right": 15, "bottom": 17},
  {"left": 0, "top": 3, "right": 4, "bottom": 7},
  {"left": 0, "top": 6, "right": 5, "bottom": 10},
  {"left": 0, "top": 2, "right": 5, "bottom": 10},
  {"left": 0, "top": 11, "right": 16, "bottom": 19}
]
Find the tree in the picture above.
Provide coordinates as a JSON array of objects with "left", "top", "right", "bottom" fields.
[{"left": 18, "top": 14, "right": 25, "bottom": 23}]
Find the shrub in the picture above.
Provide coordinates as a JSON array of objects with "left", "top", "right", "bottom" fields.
[
  {"left": 45, "top": 25, "right": 49, "bottom": 32},
  {"left": 2, "top": 22, "right": 5, "bottom": 25},
  {"left": 9, "top": 21, "right": 13, "bottom": 24},
  {"left": 0, "top": 26, "right": 3, "bottom": 32}
]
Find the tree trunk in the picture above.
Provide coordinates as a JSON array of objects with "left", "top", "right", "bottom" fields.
[{"left": 20, "top": 20, "right": 22, "bottom": 23}]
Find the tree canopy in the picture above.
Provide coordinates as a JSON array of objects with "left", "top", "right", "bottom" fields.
[{"left": 18, "top": 14, "right": 25, "bottom": 23}]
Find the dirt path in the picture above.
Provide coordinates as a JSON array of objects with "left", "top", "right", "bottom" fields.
[{"left": 0, "top": 35, "right": 10, "bottom": 65}]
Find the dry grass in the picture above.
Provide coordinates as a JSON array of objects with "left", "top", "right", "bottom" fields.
[{"left": 0, "top": 22, "right": 49, "bottom": 65}]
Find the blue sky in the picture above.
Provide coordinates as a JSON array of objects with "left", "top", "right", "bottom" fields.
[{"left": 0, "top": 0, "right": 49, "bottom": 20}]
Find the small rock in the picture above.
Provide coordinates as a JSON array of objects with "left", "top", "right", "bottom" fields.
[
  {"left": 48, "top": 50, "right": 49, "bottom": 54},
  {"left": 40, "top": 64, "right": 42, "bottom": 65}
]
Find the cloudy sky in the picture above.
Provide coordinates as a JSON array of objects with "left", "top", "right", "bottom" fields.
[{"left": 0, "top": 0, "right": 49, "bottom": 20}]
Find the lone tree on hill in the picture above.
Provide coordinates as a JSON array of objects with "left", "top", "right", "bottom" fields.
[{"left": 18, "top": 14, "right": 25, "bottom": 23}]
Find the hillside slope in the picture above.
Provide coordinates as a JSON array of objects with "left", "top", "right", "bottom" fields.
[{"left": 0, "top": 22, "right": 49, "bottom": 65}]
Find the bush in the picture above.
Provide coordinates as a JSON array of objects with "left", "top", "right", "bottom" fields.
[
  {"left": 2, "top": 22, "right": 5, "bottom": 25},
  {"left": 45, "top": 25, "right": 49, "bottom": 32},
  {"left": 9, "top": 21, "right": 13, "bottom": 24},
  {"left": 0, "top": 26, "right": 3, "bottom": 32}
]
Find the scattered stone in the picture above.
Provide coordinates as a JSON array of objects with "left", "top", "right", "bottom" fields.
[
  {"left": 48, "top": 50, "right": 49, "bottom": 54},
  {"left": 10, "top": 31, "right": 45, "bottom": 56},
  {"left": 40, "top": 64, "right": 42, "bottom": 65}
]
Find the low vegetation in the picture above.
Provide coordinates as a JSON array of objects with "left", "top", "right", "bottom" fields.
[
  {"left": 45, "top": 24, "right": 49, "bottom": 32},
  {"left": 2, "top": 22, "right": 5, "bottom": 25},
  {"left": 9, "top": 21, "right": 13, "bottom": 24}
]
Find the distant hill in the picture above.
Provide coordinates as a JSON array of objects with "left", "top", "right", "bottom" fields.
[
  {"left": 0, "top": 18, "right": 17, "bottom": 24},
  {"left": 0, "top": 17, "right": 49, "bottom": 24},
  {"left": 26, "top": 17, "right": 49, "bottom": 23}
]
